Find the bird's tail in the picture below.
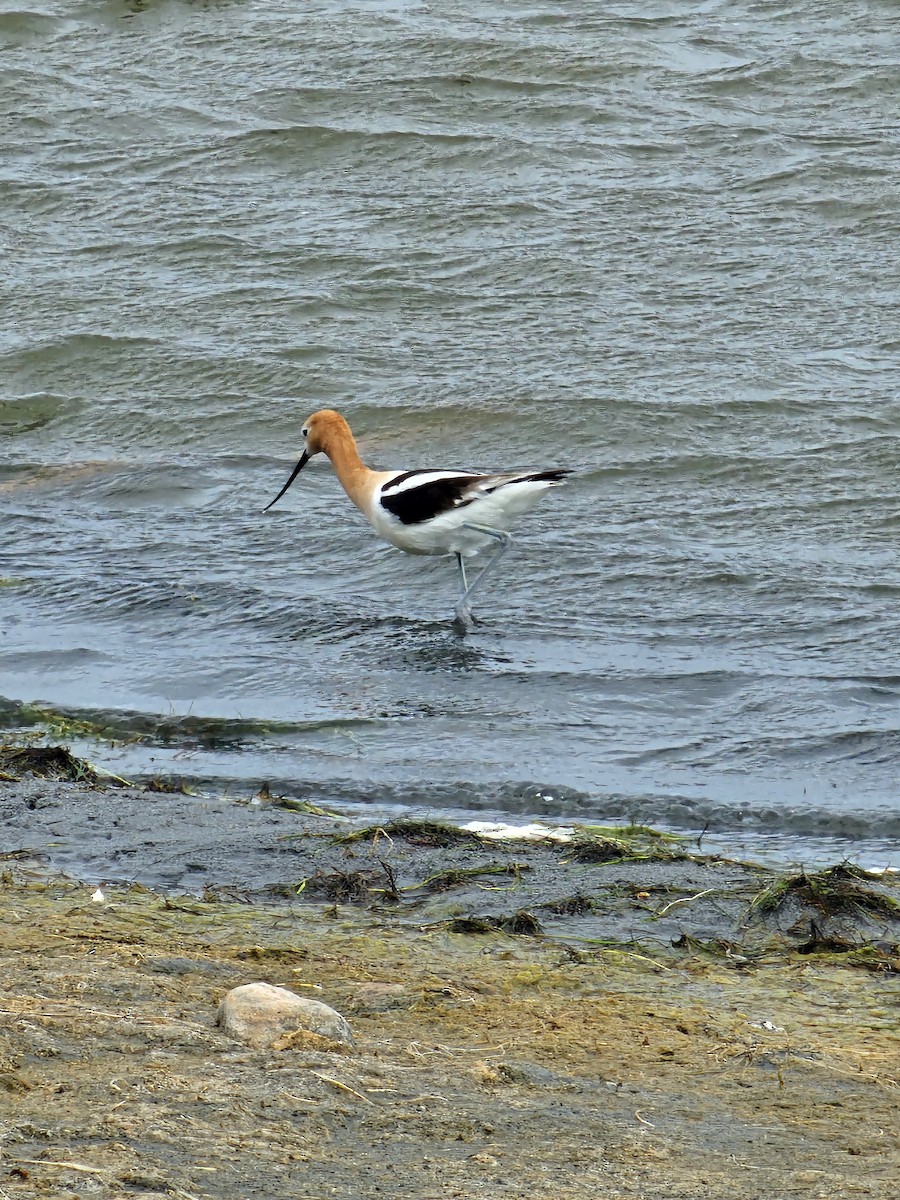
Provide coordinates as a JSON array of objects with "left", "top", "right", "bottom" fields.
[{"left": 514, "top": 468, "right": 572, "bottom": 485}]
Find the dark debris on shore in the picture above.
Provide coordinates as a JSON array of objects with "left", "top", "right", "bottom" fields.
[{"left": 1, "top": 743, "right": 898, "bottom": 972}]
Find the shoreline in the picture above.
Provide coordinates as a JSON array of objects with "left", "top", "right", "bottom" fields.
[
  {"left": 3, "top": 705, "right": 898, "bottom": 872},
  {"left": 0, "top": 745, "right": 898, "bottom": 965},
  {"left": 1, "top": 750, "right": 899, "bottom": 1197}
]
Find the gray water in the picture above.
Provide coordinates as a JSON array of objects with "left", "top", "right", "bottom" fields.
[{"left": 2, "top": 0, "right": 899, "bottom": 867}]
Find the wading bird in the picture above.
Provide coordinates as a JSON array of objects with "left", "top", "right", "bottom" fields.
[{"left": 263, "top": 409, "right": 571, "bottom": 629}]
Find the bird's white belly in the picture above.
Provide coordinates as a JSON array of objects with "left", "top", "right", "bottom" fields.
[
  {"left": 374, "top": 508, "right": 501, "bottom": 559},
  {"left": 369, "top": 502, "right": 498, "bottom": 556}
]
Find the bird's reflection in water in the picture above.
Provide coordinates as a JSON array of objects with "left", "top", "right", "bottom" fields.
[{"left": 390, "top": 623, "right": 511, "bottom": 674}]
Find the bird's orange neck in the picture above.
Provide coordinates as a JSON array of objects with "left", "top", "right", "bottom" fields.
[{"left": 319, "top": 421, "right": 372, "bottom": 511}]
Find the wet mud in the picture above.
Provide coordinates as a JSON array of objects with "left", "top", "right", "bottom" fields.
[{"left": 1, "top": 766, "right": 897, "bottom": 964}]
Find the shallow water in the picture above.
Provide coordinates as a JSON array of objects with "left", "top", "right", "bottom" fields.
[{"left": 2, "top": 0, "right": 899, "bottom": 867}]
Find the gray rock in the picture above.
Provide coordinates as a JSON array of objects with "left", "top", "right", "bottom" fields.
[{"left": 217, "top": 982, "right": 354, "bottom": 1049}]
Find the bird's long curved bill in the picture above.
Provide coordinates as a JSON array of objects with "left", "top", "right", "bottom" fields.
[{"left": 262, "top": 450, "right": 310, "bottom": 512}]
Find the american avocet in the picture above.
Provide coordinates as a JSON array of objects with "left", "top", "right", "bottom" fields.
[{"left": 263, "top": 409, "right": 571, "bottom": 628}]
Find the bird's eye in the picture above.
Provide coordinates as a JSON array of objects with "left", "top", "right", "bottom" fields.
[{"left": 302, "top": 427, "right": 309, "bottom": 438}]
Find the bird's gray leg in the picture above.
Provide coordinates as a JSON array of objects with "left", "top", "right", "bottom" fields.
[
  {"left": 452, "top": 525, "right": 512, "bottom": 628},
  {"left": 453, "top": 552, "right": 474, "bottom": 630},
  {"left": 456, "top": 551, "right": 468, "bottom": 594}
]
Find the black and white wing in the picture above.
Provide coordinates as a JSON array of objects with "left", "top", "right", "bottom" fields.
[{"left": 379, "top": 469, "right": 571, "bottom": 526}]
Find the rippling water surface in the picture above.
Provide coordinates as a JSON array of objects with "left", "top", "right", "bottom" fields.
[{"left": 2, "top": 0, "right": 899, "bottom": 865}]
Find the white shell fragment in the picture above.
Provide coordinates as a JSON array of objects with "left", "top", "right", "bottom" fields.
[{"left": 463, "top": 821, "right": 575, "bottom": 843}]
